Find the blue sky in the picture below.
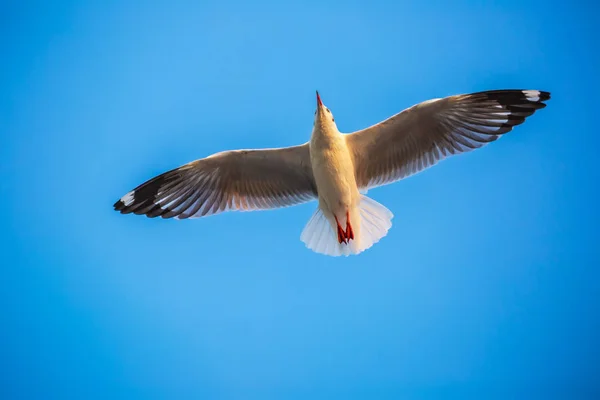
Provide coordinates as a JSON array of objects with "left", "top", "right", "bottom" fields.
[{"left": 1, "top": 0, "right": 598, "bottom": 398}]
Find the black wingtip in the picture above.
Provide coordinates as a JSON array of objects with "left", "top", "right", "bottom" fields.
[
  {"left": 539, "top": 90, "right": 551, "bottom": 101},
  {"left": 527, "top": 89, "right": 551, "bottom": 102},
  {"left": 112, "top": 167, "right": 184, "bottom": 218},
  {"left": 474, "top": 90, "right": 552, "bottom": 112},
  {"left": 113, "top": 199, "right": 125, "bottom": 211}
]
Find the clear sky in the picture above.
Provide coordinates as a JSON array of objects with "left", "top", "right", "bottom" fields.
[{"left": 1, "top": 0, "right": 598, "bottom": 398}]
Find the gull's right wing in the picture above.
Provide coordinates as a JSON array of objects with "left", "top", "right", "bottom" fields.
[{"left": 114, "top": 143, "right": 318, "bottom": 219}]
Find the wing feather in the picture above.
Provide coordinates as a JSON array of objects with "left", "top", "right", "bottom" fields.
[
  {"left": 114, "top": 143, "right": 317, "bottom": 219},
  {"left": 346, "top": 89, "right": 550, "bottom": 189}
]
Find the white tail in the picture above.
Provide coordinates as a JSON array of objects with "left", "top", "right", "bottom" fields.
[{"left": 300, "top": 195, "right": 394, "bottom": 257}]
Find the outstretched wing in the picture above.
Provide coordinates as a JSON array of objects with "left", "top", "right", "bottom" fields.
[
  {"left": 345, "top": 89, "right": 551, "bottom": 189},
  {"left": 114, "top": 143, "right": 317, "bottom": 219}
]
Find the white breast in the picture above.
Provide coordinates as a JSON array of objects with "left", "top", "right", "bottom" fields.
[{"left": 309, "top": 127, "right": 360, "bottom": 216}]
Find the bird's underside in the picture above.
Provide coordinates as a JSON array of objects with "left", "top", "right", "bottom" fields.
[{"left": 114, "top": 89, "right": 551, "bottom": 256}]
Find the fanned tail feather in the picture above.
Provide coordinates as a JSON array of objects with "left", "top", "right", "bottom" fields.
[
  {"left": 356, "top": 195, "right": 394, "bottom": 252},
  {"left": 300, "top": 195, "right": 393, "bottom": 257}
]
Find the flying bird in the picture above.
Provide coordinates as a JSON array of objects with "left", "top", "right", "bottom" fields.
[{"left": 114, "top": 89, "right": 550, "bottom": 256}]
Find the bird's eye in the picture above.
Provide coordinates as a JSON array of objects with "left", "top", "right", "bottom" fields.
[
  {"left": 326, "top": 108, "right": 330, "bottom": 113},
  {"left": 332, "top": 118, "right": 335, "bottom": 122}
]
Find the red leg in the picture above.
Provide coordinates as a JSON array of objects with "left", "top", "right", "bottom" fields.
[
  {"left": 335, "top": 216, "right": 347, "bottom": 244},
  {"left": 345, "top": 211, "right": 354, "bottom": 241}
]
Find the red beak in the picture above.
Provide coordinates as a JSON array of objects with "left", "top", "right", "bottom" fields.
[{"left": 316, "top": 90, "right": 322, "bottom": 106}]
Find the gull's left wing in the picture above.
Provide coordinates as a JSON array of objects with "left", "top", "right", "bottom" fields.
[{"left": 345, "top": 89, "right": 551, "bottom": 190}]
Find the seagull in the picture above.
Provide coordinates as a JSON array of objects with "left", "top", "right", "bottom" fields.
[{"left": 114, "top": 89, "right": 550, "bottom": 256}]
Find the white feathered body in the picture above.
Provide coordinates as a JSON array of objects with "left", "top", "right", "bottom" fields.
[
  {"left": 310, "top": 123, "right": 361, "bottom": 235},
  {"left": 302, "top": 120, "right": 393, "bottom": 256}
]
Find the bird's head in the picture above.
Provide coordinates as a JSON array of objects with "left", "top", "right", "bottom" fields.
[{"left": 314, "top": 91, "right": 337, "bottom": 130}]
